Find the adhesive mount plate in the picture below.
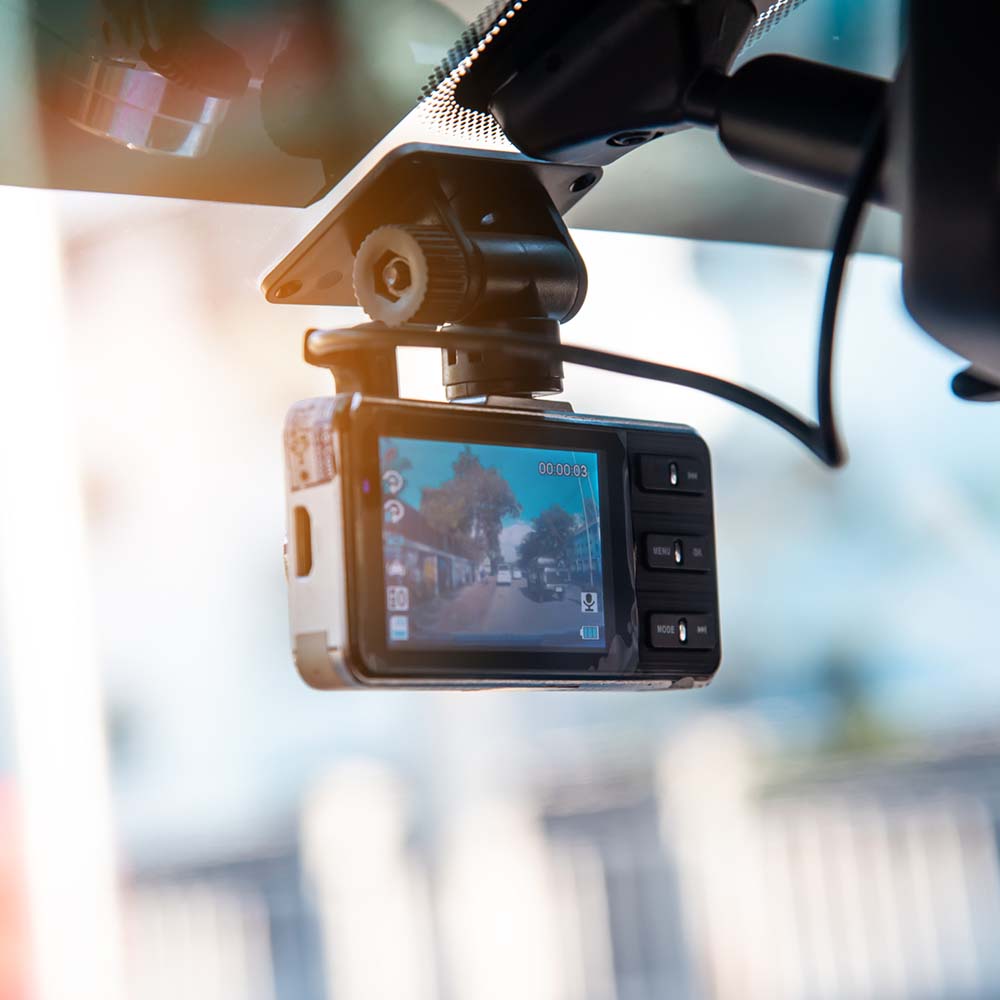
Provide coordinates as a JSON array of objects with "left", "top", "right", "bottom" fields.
[{"left": 260, "top": 143, "right": 602, "bottom": 307}]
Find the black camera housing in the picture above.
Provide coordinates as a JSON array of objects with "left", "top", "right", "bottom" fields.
[{"left": 285, "top": 394, "right": 720, "bottom": 690}]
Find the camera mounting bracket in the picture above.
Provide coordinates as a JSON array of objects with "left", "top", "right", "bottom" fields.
[
  {"left": 267, "top": 144, "right": 601, "bottom": 400},
  {"left": 304, "top": 319, "right": 581, "bottom": 410}
]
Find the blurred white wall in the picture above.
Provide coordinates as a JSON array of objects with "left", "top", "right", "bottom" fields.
[{"left": 302, "top": 762, "right": 439, "bottom": 1000}]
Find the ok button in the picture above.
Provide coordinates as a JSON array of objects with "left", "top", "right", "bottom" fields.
[{"left": 646, "top": 534, "right": 710, "bottom": 572}]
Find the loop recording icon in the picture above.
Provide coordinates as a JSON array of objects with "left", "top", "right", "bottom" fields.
[{"left": 383, "top": 498, "right": 405, "bottom": 524}]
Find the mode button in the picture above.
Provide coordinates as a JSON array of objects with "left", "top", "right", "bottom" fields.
[{"left": 649, "top": 614, "right": 717, "bottom": 650}]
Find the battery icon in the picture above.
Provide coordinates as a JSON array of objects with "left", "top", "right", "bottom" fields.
[{"left": 580, "top": 625, "right": 600, "bottom": 641}]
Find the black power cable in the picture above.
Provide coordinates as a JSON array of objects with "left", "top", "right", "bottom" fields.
[
  {"left": 310, "top": 322, "right": 833, "bottom": 456},
  {"left": 309, "top": 106, "right": 888, "bottom": 467},
  {"left": 812, "top": 105, "right": 889, "bottom": 466}
]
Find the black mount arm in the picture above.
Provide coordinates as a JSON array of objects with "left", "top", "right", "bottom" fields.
[
  {"left": 264, "top": 146, "right": 598, "bottom": 400},
  {"left": 691, "top": 55, "right": 893, "bottom": 208},
  {"left": 458, "top": 0, "right": 893, "bottom": 205}
]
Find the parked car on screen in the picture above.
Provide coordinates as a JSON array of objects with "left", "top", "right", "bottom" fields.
[{"left": 496, "top": 564, "right": 513, "bottom": 585}]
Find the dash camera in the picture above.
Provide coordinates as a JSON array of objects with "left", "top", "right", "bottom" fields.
[{"left": 284, "top": 394, "right": 720, "bottom": 690}]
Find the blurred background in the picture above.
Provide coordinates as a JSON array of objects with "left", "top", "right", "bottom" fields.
[{"left": 5, "top": 1, "right": 1000, "bottom": 1000}]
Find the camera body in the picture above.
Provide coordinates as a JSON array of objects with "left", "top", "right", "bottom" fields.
[{"left": 284, "top": 393, "right": 720, "bottom": 690}]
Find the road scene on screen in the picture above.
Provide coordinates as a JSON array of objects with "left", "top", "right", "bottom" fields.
[{"left": 380, "top": 437, "right": 606, "bottom": 649}]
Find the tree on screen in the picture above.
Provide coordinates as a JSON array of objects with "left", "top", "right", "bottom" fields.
[
  {"left": 421, "top": 447, "right": 520, "bottom": 563},
  {"left": 517, "top": 505, "right": 576, "bottom": 566},
  {"left": 379, "top": 443, "right": 413, "bottom": 474}
]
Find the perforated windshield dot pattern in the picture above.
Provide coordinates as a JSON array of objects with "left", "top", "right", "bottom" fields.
[
  {"left": 742, "top": 0, "right": 813, "bottom": 48},
  {"left": 418, "top": 0, "right": 813, "bottom": 145},
  {"left": 416, "top": 0, "right": 528, "bottom": 147}
]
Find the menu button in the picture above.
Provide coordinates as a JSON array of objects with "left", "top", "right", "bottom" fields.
[{"left": 646, "top": 535, "right": 710, "bottom": 572}]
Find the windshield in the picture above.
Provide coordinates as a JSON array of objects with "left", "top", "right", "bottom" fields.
[{"left": 0, "top": 0, "right": 902, "bottom": 252}]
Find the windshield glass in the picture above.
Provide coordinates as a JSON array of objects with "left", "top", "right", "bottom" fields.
[{"left": 1, "top": 0, "right": 902, "bottom": 252}]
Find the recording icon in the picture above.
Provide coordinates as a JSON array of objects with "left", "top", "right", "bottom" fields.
[
  {"left": 581, "top": 591, "right": 599, "bottom": 613},
  {"left": 383, "top": 499, "right": 405, "bottom": 524},
  {"left": 382, "top": 469, "right": 405, "bottom": 495}
]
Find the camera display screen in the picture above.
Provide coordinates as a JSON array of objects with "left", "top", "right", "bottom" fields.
[{"left": 379, "top": 436, "right": 607, "bottom": 650}]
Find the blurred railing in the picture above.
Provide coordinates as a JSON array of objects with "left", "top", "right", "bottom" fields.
[{"left": 121, "top": 718, "right": 1000, "bottom": 1000}]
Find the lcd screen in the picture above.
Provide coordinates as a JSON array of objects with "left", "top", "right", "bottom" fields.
[{"left": 379, "top": 436, "right": 607, "bottom": 650}]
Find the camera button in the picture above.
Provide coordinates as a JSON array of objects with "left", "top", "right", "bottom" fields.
[
  {"left": 639, "top": 455, "right": 706, "bottom": 494},
  {"left": 649, "top": 614, "right": 717, "bottom": 650},
  {"left": 646, "top": 534, "right": 710, "bottom": 571}
]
